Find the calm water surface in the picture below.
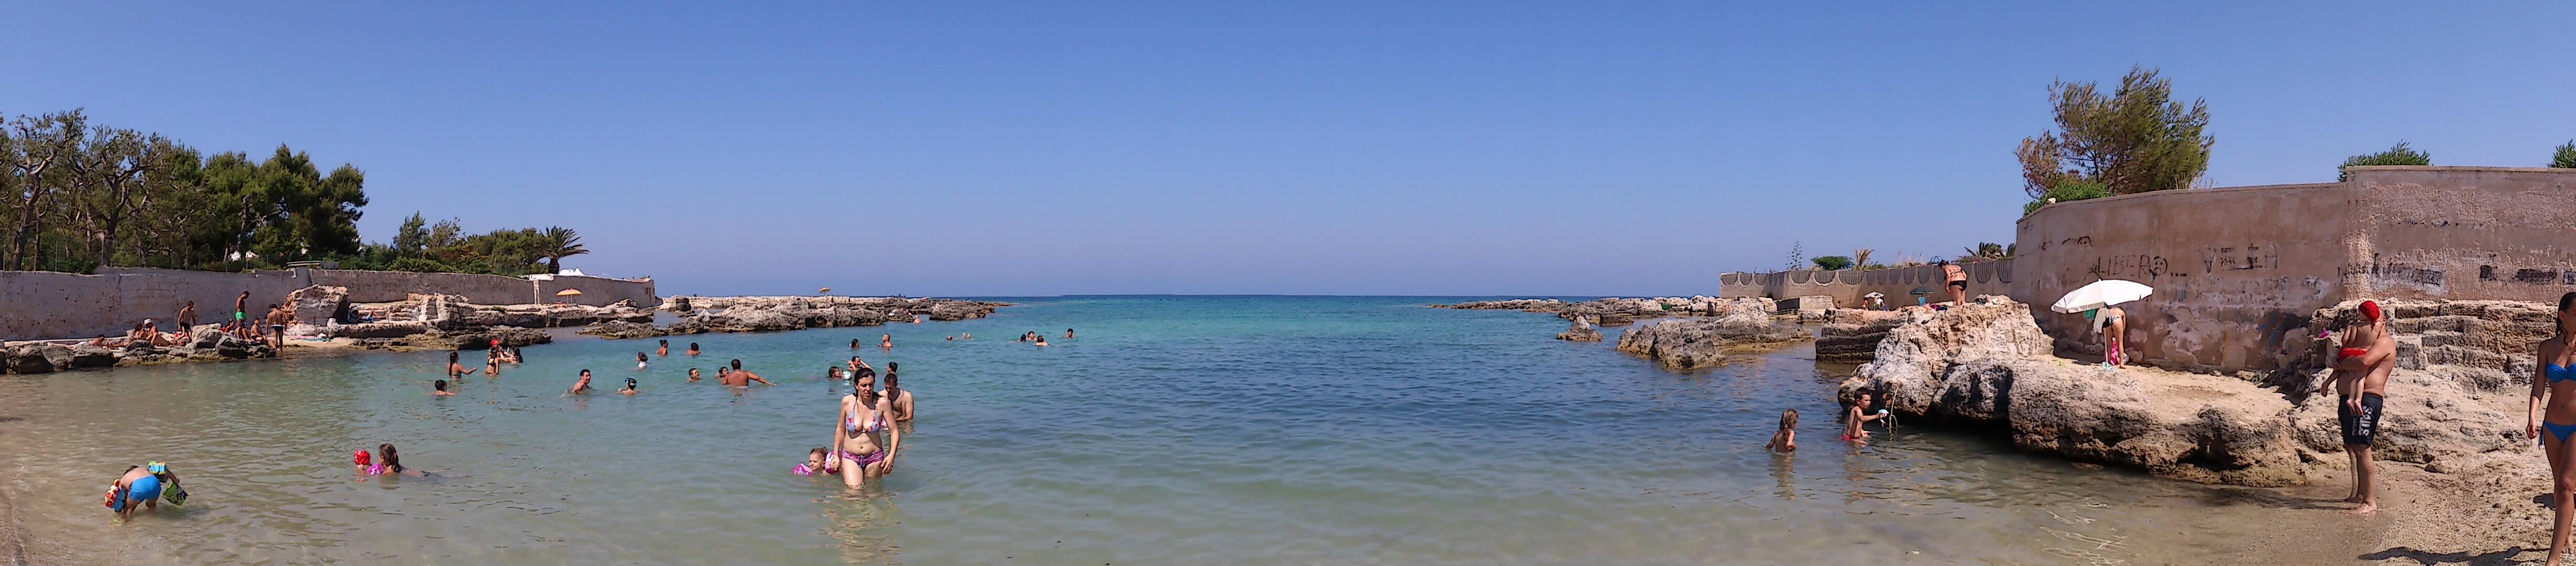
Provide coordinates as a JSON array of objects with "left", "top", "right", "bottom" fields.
[{"left": 3, "top": 296, "right": 2288, "bottom": 564}]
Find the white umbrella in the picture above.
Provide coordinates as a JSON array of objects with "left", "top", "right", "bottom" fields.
[
  {"left": 1863, "top": 291, "right": 1884, "bottom": 298},
  {"left": 2052, "top": 279, "right": 2154, "bottom": 313}
]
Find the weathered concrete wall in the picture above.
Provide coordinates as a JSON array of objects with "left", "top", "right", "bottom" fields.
[
  {"left": 535, "top": 275, "right": 658, "bottom": 307},
  {"left": 5, "top": 268, "right": 313, "bottom": 340},
  {"left": 2345, "top": 167, "right": 2576, "bottom": 303},
  {"left": 2014, "top": 182, "right": 2353, "bottom": 373},
  {"left": 310, "top": 270, "right": 534, "bottom": 304},
  {"left": 1727, "top": 167, "right": 2576, "bottom": 375},
  {"left": 1, "top": 268, "right": 657, "bottom": 340}
]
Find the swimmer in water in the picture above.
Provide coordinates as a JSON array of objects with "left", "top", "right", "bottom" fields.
[
  {"left": 657, "top": 339, "right": 669, "bottom": 357},
  {"left": 851, "top": 339, "right": 862, "bottom": 349},
  {"left": 433, "top": 379, "right": 455, "bottom": 396},
  {"left": 828, "top": 366, "right": 844, "bottom": 380},
  {"left": 795, "top": 447, "right": 829, "bottom": 476},
  {"left": 686, "top": 342, "right": 701, "bottom": 356},
  {"left": 1765, "top": 409, "right": 1798, "bottom": 452},
  {"left": 688, "top": 368, "right": 702, "bottom": 382},
  {"left": 636, "top": 352, "right": 650, "bottom": 369},
  {"left": 885, "top": 371, "right": 914, "bottom": 423},
  {"left": 568, "top": 369, "right": 595, "bottom": 394},
  {"left": 483, "top": 350, "right": 501, "bottom": 375},
  {"left": 1065, "top": 328, "right": 1074, "bottom": 339},
  {"left": 619, "top": 377, "right": 639, "bottom": 395},
  {"left": 1034, "top": 335, "right": 1049, "bottom": 347},
  {"left": 1844, "top": 391, "right": 1890, "bottom": 441},
  {"left": 447, "top": 351, "right": 468, "bottom": 377},
  {"left": 720, "top": 359, "right": 771, "bottom": 386},
  {"left": 881, "top": 334, "right": 893, "bottom": 349}
]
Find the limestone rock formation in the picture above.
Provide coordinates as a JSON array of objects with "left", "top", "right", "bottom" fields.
[
  {"left": 1614, "top": 312, "right": 1810, "bottom": 371},
  {"left": 672, "top": 296, "right": 1005, "bottom": 333},
  {"left": 444, "top": 326, "right": 553, "bottom": 350},
  {"left": 1556, "top": 317, "right": 1602, "bottom": 341},
  {"left": 2286, "top": 368, "right": 2517, "bottom": 464},
  {"left": 1815, "top": 309, "right": 1906, "bottom": 363},
  {"left": 1838, "top": 297, "right": 2318, "bottom": 486},
  {"left": 286, "top": 285, "right": 352, "bottom": 325}
]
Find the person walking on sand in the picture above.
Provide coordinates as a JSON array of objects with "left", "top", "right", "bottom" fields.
[
  {"left": 2534, "top": 292, "right": 2576, "bottom": 564},
  {"left": 2330, "top": 300, "right": 2395, "bottom": 514},
  {"left": 1938, "top": 260, "right": 1968, "bottom": 307}
]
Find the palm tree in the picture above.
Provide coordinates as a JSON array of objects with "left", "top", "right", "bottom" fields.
[
  {"left": 1852, "top": 248, "right": 1874, "bottom": 270},
  {"left": 539, "top": 226, "right": 587, "bottom": 274}
]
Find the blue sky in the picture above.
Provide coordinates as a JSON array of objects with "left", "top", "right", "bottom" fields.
[{"left": 6, "top": 2, "right": 2570, "bottom": 296}]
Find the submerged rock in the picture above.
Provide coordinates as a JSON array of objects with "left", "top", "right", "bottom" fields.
[
  {"left": 444, "top": 326, "right": 552, "bottom": 350},
  {"left": 1557, "top": 317, "right": 1603, "bottom": 341}
]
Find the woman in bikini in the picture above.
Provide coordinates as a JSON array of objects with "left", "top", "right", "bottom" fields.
[
  {"left": 2531, "top": 292, "right": 2576, "bottom": 565},
  {"left": 829, "top": 369, "right": 899, "bottom": 487}
]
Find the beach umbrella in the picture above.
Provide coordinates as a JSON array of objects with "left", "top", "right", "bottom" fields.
[
  {"left": 2052, "top": 279, "right": 2153, "bottom": 313},
  {"left": 819, "top": 287, "right": 832, "bottom": 294},
  {"left": 555, "top": 289, "right": 583, "bottom": 297},
  {"left": 1863, "top": 291, "right": 1885, "bottom": 298}
]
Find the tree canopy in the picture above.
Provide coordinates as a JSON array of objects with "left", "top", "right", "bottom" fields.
[
  {"left": 2014, "top": 66, "right": 2213, "bottom": 198},
  {"left": 2, "top": 110, "right": 367, "bottom": 271},
  {"left": 2551, "top": 140, "right": 2576, "bottom": 169},
  {"left": 0, "top": 108, "right": 592, "bottom": 276}
]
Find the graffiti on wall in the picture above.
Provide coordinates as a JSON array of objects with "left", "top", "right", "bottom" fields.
[
  {"left": 2201, "top": 245, "right": 2279, "bottom": 273},
  {"left": 2091, "top": 255, "right": 2172, "bottom": 279}
]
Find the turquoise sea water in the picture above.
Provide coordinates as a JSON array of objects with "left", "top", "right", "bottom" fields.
[{"left": 0, "top": 296, "right": 2292, "bottom": 564}]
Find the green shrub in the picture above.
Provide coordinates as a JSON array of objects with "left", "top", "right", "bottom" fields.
[
  {"left": 2022, "top": 179, "right": 2112, "bottom": 215},
  {"left": 2339, "top": 142, "right": 2430, "bottom": 181},
  {"left": 2552, "top": 140, "right": 2576, "bottom": 169},
  {"left": 1811, "top": 256, "right": 1854, "bottom": 270},
  {"left": 385, "top": 256, "right": 456, "bottom": 273}
]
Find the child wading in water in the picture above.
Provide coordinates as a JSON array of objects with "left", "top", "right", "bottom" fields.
[
  {"left": 1764, "top": 409, "right": 1799, "bottom": 452},
  {"left": 794, "top": 447, "right": 829, "bottom": 476},
  {"left": 1844, "top": 391, "right": 1890, "bottom": 441}
]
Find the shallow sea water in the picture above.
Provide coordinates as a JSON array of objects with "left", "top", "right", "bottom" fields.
[{"left": 0, "top": 296, "right": 2308, "bottom": 564}]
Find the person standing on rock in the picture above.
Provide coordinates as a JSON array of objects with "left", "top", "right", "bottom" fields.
[
  {"left": 177, "top": 301, "right": 197, "bottom": 333},
  {"left": 2330, "top": 300, "right": 2395, "bottom": 515},
  {"left": 233, "top": 291, "right": 250, "bottom": 333},
  {"left": 1938, "top": 260, "right": 1968, "bottom": 307},
  {"left": 2533, "top": 292, "right": 2576, "bottom": 563}
]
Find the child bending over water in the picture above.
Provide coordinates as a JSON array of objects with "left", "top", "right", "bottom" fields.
[
  {"left": 1844, "top": 392, "right": 1890, "bottom": 441},
  {"left": 1765, "top": 409, "right": 1798, "bottom": 452}
]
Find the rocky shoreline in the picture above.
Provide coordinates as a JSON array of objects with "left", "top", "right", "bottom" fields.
[
  {"left": 0, "top": 287, "right": 1012, "bottom": 375},
  {"left": 1434, "top": 296, "right": 1756, "bottom": 325}
]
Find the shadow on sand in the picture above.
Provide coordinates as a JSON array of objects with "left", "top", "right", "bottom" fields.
[{"left": 2358, "top": 546, "right": 2528, "bottom": 565}]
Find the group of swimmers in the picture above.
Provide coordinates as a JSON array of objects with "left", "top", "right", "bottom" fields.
[
  {"left": 1004, "top": 329, "right": 1072, "bottom": 346},
  {"left": 1761, "top": 390, "right": 1896, "bottom": 454},
  {"left": 797, "top": 356, "right": 915, "bottom": 486}
]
